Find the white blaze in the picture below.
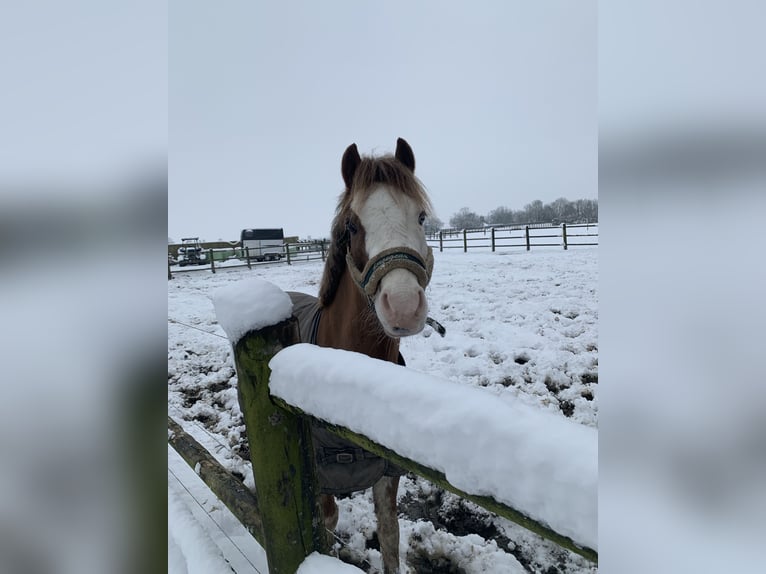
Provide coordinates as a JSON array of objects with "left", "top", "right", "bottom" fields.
[{"left": 352, "top": 185, "right": 429, "bottom": 337}]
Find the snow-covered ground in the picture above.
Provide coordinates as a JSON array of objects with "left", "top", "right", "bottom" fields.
[{"left": 168, "top": 247, "right": 598, "bottom": 573}]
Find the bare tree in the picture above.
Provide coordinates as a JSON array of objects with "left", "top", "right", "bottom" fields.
[
  {"left": 523, "top": 200, "right": 544, "bottom": 223},
  {"left": 487, "top": 206, "right": 515, "bottom": 225},
  {"left": 449, "top": 207, "right": 484, "bottom": 229},
  {"left": 423, "top": 214, "right": 444, "bottom": 235}
]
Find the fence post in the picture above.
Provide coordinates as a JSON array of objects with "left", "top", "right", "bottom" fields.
[
  {"left": 210, "top": 249, "right": 216, "bottom": 273},
  {"left": 463, "top": 229, "right": 467, "bottom": 252},
  {"left": 562, "top": 223, "right": 568, "bottom": 250},
  {"left": 439, "top": 231, "right": 443, "bottom": 253},
  {"left": 525, "top": 226, "right": 530, "bottom": 251},
  {"left": 246, "top": 246, "right": 252, "bottom": 269},
  {"left": 232, "top": 318, "right": 327, "bottom": 573},
  {"left": 286, "top": 244, "right": 292, "bottom": 265},
  {"left": 321, "top": 240, "right": 326, "bottom": 261},
  {"left": 168, "top": 259, "right": 172, "bottom": 280},
  {"left": 491, "top": 227, "right": 496, "bottom": 252}
]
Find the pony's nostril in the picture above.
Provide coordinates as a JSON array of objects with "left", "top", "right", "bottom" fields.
[
  {"left": 380, "top": 292, "right": 391, "bottom": 313},
  {"left": 417, "top": 289, "right": 426, "bottom": 314}
]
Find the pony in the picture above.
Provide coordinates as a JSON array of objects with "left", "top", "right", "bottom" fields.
[{"left": 288, "top": 138, "right": 436, "bottom": 574}]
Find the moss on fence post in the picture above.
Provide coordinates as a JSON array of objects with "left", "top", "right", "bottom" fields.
[{"left": 233, "top": 317, "right": 327, "bottom": 573}]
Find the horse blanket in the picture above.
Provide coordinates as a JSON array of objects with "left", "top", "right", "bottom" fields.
[{"left": 287, "top": 291, "right": 406, "bottom": 495}]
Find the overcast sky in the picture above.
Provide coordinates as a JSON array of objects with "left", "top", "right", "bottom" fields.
[{"left": 169, "top": 1, "right": 596, "bottom": 242}]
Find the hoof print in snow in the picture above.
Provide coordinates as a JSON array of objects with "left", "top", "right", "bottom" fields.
[
  {"left": 580, "top": 372, "right": 598, "bottom": 385},
  {"left": 514, "top": 355, "right": 530, "bottom": 365},
  {"left": 544, "top": 376, "right": 559, "bottom": 394},
  {"left": 558, "top": 399, "right": 575, "bottom": 417}
]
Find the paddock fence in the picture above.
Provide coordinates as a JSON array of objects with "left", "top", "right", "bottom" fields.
[
  {"left": 168, "top": 239, "right": 328, "bottom": 279},
  {"left": 168, "top": 223, "right": 598, "bottom": 279},
  {"left": 427, "top": 223, "right": 598, "bottom": 253},
  {"left": 168, "top": 314, "right": 598, "bottom": 573}
]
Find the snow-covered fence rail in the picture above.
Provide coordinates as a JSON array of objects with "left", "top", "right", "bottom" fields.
[
  {"left": 268, "top": 345, "right": 598, "bottom": 564},
  {"left": 428, "top": 223, "right": 598, "bottom": 252},
  {"left": 182, "top": 278, "right": 598, "bottom": 572}
]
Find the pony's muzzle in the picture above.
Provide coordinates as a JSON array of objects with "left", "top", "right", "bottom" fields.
[{"left": 376, "top": 271, "right": 428, "bottom": 336}]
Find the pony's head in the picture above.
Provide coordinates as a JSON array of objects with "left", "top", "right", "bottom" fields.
[{"left": 320, "top": 138, "right": 433, "bottom": 338}]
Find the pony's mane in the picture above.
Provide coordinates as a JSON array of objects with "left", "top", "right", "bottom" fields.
[{"left": 318, "top": 154, "right": 431, "bottom": 307}]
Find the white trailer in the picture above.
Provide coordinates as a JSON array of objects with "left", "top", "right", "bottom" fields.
[{"left": 240, "top": 228, "right": 285, "bottom": 262}]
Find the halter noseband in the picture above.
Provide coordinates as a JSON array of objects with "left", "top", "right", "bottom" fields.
[
  {"left": 346, "top": 246, "right": 434, "bottom": 299},
  {"left": 345, "top": 245, "right": 445, "bottom": 337}
]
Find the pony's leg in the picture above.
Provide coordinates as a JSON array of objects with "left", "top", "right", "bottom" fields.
[
  {"left": 320, "top": 493, "right": 339, "bottom": 548},
  {"left": 373, "top": 476, "right": 400, "bottom": 574}
]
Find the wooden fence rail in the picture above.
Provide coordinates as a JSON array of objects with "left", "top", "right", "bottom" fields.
[
  {"left": 429, "top": 223, "right": 598, "bottom": 253},
  {"left": 168, "top": 417, "right": 265, "bottom": 544},
  {"left": 168, "top": 225, "right": 598, "bottom": 278},
  {"left": 168, "top": 240, "right": 328, "bottom": 278},
  {"left": 169, "top": 313, "right": 598, "bottom": 572}
]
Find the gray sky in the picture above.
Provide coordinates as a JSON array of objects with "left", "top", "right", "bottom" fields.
[{"left": 169, "top": 1, "right": 596, "bottom": 242}]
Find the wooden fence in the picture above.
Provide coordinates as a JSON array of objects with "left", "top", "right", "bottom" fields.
[
  {"left": 168, "top": 225, "right": 598, "bottom": 278},
  {"left": 428, "top": 223, "right": 598, "bottom": 252},
  {"left": 168, "top": 240, "right": 328, "bottom": 279},
  {"left": 168, "top": 316, "right": 598, "bottom": 573}
]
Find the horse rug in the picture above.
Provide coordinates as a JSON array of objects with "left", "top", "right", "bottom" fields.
[{"left": 287, "top": 291, "right": 406, "bottom": 495}]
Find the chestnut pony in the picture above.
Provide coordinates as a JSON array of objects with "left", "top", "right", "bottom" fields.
[{"left": 288, "top": 138, "right": 434, "bottom": 573}]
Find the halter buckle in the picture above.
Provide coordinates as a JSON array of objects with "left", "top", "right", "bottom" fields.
[{"left": 335, "top": 452, "right": 355, "bottom": 464}]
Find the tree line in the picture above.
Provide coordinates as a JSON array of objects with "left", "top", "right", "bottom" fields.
[{"left": 424, "top": 197, "right": 598, "bottom": 234}]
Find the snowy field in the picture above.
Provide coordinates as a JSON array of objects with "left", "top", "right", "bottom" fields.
[{"left": 168, "top": 247, "right": 598, "bottom": 573}]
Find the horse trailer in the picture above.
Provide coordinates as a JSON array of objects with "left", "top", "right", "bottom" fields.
[{"left": 240, "top": 228, "right": 285, "bottom": 262}]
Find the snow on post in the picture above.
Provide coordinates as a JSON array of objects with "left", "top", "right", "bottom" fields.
[
  {"left": 212, "top": 278, "right": 293, "bottom": 344},
  {"left": 269, "top": 344, "right": 597, "bottom": 551},
  {"left": 296, "top": 552, "right": 365, "bottom": 573}
]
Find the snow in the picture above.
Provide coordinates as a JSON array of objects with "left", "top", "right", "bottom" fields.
[
  {"left": 212, "top": 277, "right": 293, "bottom": 344},
  {"left": 270, "top": 343, "right": 597, "bottom": 550},
  {"left": 168, "top": 249, "right": 598, "bottom": 572},
  {"left": 168, "top": 445, "right": 268, "bottom": 574},
  {"left": 168, "top": 486, "right": 235, "bottom": 574},
  {"left": 297, "top": 552, "right": 365, "bottom": 573}
]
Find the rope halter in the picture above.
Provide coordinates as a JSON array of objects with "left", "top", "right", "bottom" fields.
[{"left": 346, "top": 245, "right": 434, "bottom": 299}]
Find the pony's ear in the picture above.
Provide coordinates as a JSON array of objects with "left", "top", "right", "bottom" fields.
[
  {"left": 341, "top": 143, "right": 361, "bottom": 189},
  {"left": 395, "top": 137, "right": 415, "bottom": 172}
]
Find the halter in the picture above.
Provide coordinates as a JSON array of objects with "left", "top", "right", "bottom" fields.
[
  {"left": 345, "top": 245, "right": 446, "bottom": 337},
  {"left": 346, "top": 246, "right": 434, "bottom": 299}
]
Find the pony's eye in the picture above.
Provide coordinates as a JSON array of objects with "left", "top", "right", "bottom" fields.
[
  {"left": 346, "top": 219, "right": 358, "bottom": 234},
  {"left": 418, "top": 212, "right": 426, "bottom": 225}
]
